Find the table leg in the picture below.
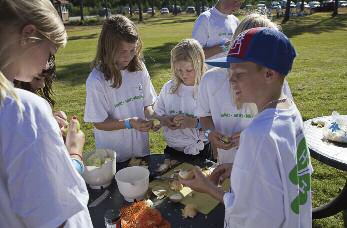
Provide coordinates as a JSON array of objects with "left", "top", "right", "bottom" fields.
[{"left": 313, "top": 179, "right": 347, "bottom": 219}]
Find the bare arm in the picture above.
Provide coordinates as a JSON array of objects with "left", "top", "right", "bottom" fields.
[
  {"left": 180, "top": 166, "right": 225, "bottom": 203},
  {"left": 93, "top": 116, "right": 126, "bottom": 131},
  {"left": 94, "top": 116, "right": 153, "bottom": 132},
  {"left": 203, "top": 45, "right": 224, "bottom": 59},
  {"left": 200, "top": 116, "right": 215, "bottom": 130}
]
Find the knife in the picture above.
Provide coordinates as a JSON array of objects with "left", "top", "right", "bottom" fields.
[
  {"left": 154, "top": 175, "right": 178, "bottom": 181},
  {"left": 88, "top": 190, "right": 110, "bottom": 208}
]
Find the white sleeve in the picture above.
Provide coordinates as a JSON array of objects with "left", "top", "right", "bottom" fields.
[
  {"left": 197, "top": 77, "right": 211, "bottom": 117},
  {"left": 84, "top": 75, "right": 109, "bottom": 123},
  {"left": 153, "top": 85, "right": 167, "bottom": 116},
  {"left": 1, "top": 97, "right": 92, "bottom": 228},
  {"left": 142, "top": 66, "right": 157, "bottom": 107},
  {"left": 192, "top": 14, "right": 209, "bottom": 47},
  {"left": 224, "top": 132, "right": 284, "bottom": 228}
]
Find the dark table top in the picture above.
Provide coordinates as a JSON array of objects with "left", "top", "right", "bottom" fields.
[
  {"left": 88, "top": 153, "right": 224, "bottom": 228},
  {"left": 303, "top": 115, "right": 347, "bottom": 171}
]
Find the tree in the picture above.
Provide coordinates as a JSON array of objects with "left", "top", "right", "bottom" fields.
[
  {"left": 150, "top": 0, "right": 155, "bottom": 16},
  {"left": 173, "top": 0, "right": 178, "bottom": 15},
  {"left": 137, "top": 0, "right": 143, "bottom": 22},
  {"left": 129, "top": 0, "right": 133, "bottom": 16},
  {"left": 333, "top": 0, "right": 339, "bottom": 16},
  {"left": 79, "top": 0, "right": 84, "bottom": 22}
]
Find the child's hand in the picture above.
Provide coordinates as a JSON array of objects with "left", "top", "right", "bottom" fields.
[
  {"left": 54, "top": 110, "right": 68, "bottom": 129},
  {"left": 130, "top": 117, "right": 153, "bottom": 132},
  {"left": 151, "top": 121, "right": 162, "bottom": 132},
  {"left": 230, "top": 131, "right": 241, "bottom": 149},
  {"left": 208, "top": 131, "right": 234, "bottom": 150},
  {"left": 66, "top": 117, "right": 85, "bottom": 156},
  {"left": 209, "top": 163, "right": 233, "bottom": 185},
  {"left": 172, "top": 114, "right": 197, "bottom": 129},
  {"left": 179, "top": 166, "right": 214, "bottom": 194},
  {"left": 158, "top": 115, "right": 180, "bottom": 130}
]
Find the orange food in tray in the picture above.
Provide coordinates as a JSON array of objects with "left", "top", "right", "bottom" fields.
[{"left": 120, "top": 201, "right": 171, "bottom": 228}]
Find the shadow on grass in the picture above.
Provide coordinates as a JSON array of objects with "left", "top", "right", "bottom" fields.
[
  {"left": 56, "top": 62, "right": 91, "bottom": 86},
  {"left": 56, "top": 42, "right": 176, "bottom": 85},
  {"left": 150, "top": 17, "right": 196, "bottom": 25},
  {"left": 281, "top": 13, "right": 347, "bottom": 38},
  {"left": 68, "top": 33, "right": 98, "bottom": 41},
  {"left": 133, "top": 15, "right": 196, "bottom": 25},
  {"left": 143, "top": 41, "right": 178, "bottom": 77},
  {"left": 344, "top": 209, "right": 347, "bottom": 228}
]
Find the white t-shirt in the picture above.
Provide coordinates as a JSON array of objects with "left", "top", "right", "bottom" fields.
[
  {"left": 0, "top": 89, "right": 92, "bottom": 228},
  {"left": 197, "top": 67, "right": 294, "bottom": 163},
  {"left": 197, "top": 67, "right": 257, "bottom": 163},
  {"left": 192, "top": 7, "right": 239, "bottom": 60},
  {"left": 84, "top": 66, "right": 157, "bottom": 162},
  {"left": 223, "top": 104, "right": 312, "bottom": 228},
  {"left": 154, "top": 80, "right": 205, "bottom": 155}
]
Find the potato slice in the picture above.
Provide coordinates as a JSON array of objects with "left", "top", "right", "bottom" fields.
[{"left": 182, "top": 204, "right": 197, "bottom": 218}]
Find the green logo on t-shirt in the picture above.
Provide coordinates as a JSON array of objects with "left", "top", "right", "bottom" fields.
[
  {"left": 220, "top": 112, "right": 253, "bottom": 119},
  {"left": 289, "top": 137, "right": 311, "bottom": 214},
  {"left": 114, "top": 95, "right": 144, "bottom": 108}
]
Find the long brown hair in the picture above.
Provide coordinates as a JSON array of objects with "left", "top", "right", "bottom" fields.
[
  {"left": 14, "top": 56, "right": 56, "bottom": 107},
  {"left": 91, "top": 15, "right": 143, "bottom": 88}
]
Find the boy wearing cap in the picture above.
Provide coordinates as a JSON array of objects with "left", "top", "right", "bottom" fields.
[{"left": 180, "top": 27, "right": 312, "bottom": 228}]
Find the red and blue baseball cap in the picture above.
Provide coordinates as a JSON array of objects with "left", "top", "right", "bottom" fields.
[{"left": 206, "top": 27, "right": 297, "bottom": 76}]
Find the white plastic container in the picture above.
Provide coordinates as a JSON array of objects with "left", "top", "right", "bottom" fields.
[
  {"left": 115, "top": 166, "right": 150, "bottom": 202},
  {"left": 82, "top": 149, "right": 117, "bottom": 189}
]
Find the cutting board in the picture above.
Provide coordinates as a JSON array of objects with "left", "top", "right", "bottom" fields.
[{"left": 149, "top": 163, "right": 230, "bottom": 215}]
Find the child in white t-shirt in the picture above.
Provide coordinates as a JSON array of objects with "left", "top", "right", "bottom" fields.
[
  {"left": 198, "top": 13, "right": 293, "bottom": 164},
  {"left": 181, "top": 28, "right": 312, "bottom": 228},
  {"left": 192, "top": 0, "right": 241, "bottom": 61},
  {"left": 84, "top": 15, "right": 157, "bottom": 162},
  {"left": 154, "top": 39, "right": 210, "bottom": 158}
]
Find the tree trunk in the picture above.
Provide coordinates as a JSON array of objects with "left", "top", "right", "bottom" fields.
[
  {"left": 79, "top": 0, "right": 84, "bottom": 22},
  {"left": 333, "top": 0, "right": 338, "bottom": 16},
  {"left": 173, "top": 0, "right": 177, "bottom": 15},
  {"left": 151, "top": 0, "right": 155, "bottom": 16},
  {"left": 202, "top": 0, "right": 205, "bottom": 12},
  {"left": 196, "top": 0, "right": 201, "bottom": 16},
  {"left": 137, "top": 0, "right": 143, "bottom": 22},
  {"left": 283, "top": 0, "right": 291, "bottom": 23}
]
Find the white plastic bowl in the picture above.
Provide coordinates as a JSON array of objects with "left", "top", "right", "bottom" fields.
[
  {"left": 82, "top": 149, "right": 117, "bottom": 189},
  {"left": 115, "top": 166, "right": 150, "bottom": 202}
]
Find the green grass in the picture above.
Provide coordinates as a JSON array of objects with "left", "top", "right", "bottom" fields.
[{"left": 54, "top": 13, "right": 347, "bottom": 227}]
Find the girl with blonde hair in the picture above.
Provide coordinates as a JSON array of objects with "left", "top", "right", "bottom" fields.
[
  {"left": 0, "top": 0, "right": 93, "bottom": 227},
  {"left": 197, "top": 13, "right": 293, "bottom": 164},
  {"left": 84, "top": 15, "right": 157, "bottom": 162},
  {"left": 154, "top": 39, "right": 210, "bottom": 158}
]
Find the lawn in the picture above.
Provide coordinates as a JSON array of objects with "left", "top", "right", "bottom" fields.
[{"left": 54, "top": 12, "right": 347, "bottom": 227}]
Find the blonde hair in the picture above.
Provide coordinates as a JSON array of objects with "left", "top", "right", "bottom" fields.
[
  {"left": 92, "top": 15, "right": 143, "bottom": 88},
  {"left": 170, "top": 39, "right": 206, "bottom": 97},
  {"left": 231, "top": 13, "right": 280, "bottom": 43},
  {"left": 0, "top": 0, "right": 67, "bottom": 106},
  {"left": 230, "top": 13, "right": 279, "bottom": 109},
  {"left": 0, "top": 72, "right": 19, "bottom": 108}
]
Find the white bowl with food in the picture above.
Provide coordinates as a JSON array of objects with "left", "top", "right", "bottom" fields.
[
  {"left": 82, "top": 149, "right": 117, "bottom": 189},
  {"left": 115, "top": 166, "right": 150, "bottom": 202}
]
